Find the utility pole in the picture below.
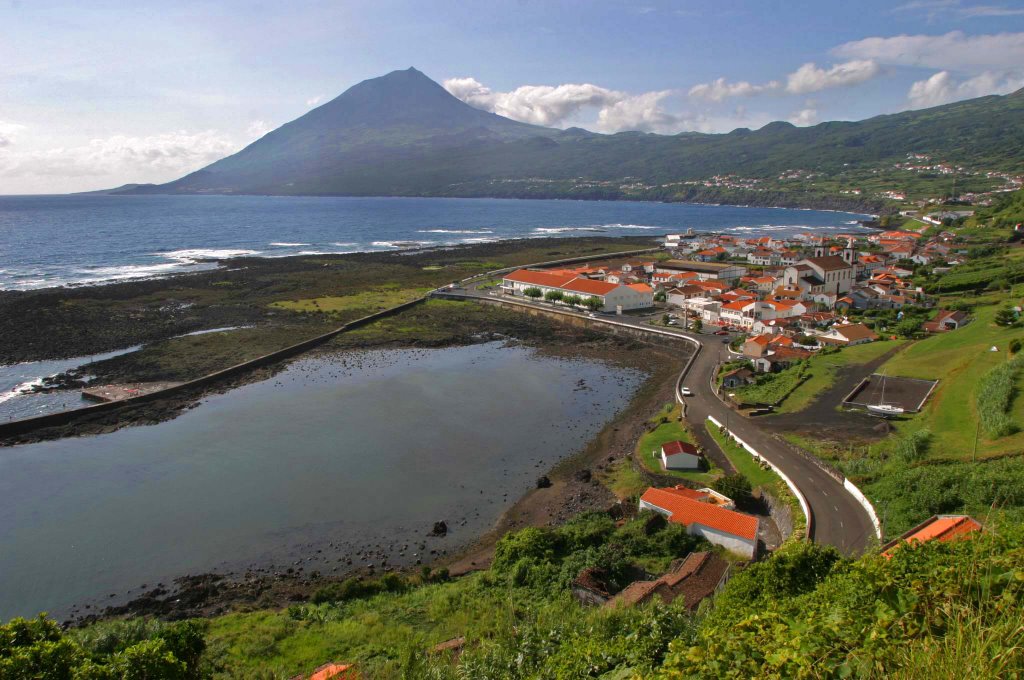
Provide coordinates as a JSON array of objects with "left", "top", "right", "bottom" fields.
[{"left": 973, "top": 419, "right": 980, "bottom": 463}]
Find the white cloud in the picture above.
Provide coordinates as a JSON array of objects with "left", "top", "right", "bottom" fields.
[
  {"left": 0, "top": 121, "right": 27, "bottom": 147},
  {"left": 445, "top": 75, "right": 790, "bottom": 135},
  {"left": 892, "top": 1, "right": 1024, "bottom": 18},
  {"left": 688, "top": 78, "right": 780, "bottom": 102},
  {"left": 789, "top": 108, "right": 819, "bottom": 126},
  {"left": 596, "top": 91, "right": 685, "bottom": 133},
  {"left": 834, "top": 31, "right": 1024, "bottom": 72},
  {"left": 246, "top": 120, "right": 273, "bottom": 139},
  {"left": 688, "top": 61, "right": 878, "bottom": 102},
  {"left": 0, "top": 129, "right": 244, "bottom": 180},
  {"left": 306, "top": 95, "right": 324, "bottom": 107},
  {"left": 785, "top": 60, "right": 880, "bottom": 94},
  {"left": 907, "top": 69, "right": 1024, "bottom": 107},
  {"left": 443, "top": 76, "right": 625, "bottom": 127}
]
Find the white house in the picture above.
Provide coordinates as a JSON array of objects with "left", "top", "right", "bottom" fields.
[
  {"left": 819, "top": 323, "right": 879, "bottom": 346},
  {"left": 656, "top": 260, "right": 747, "bottom": 283},
  {"left": 783, "top": 256, "right": 855, "bottom": 298},
  {"left": 660, "top": 441, "right": 702, "bottom": 471},
  {"left": 640, "top": 487, "right": 759, "bottom": 558},
  {"left": 502, "top": 269, "right": 654, "bottom": 313}
]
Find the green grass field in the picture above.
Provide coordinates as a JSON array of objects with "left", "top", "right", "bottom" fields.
[
  {"left": 706, "top": 423, "right": 806, "bottom": 533},
  {"left": 635, "top": 403, "right": 720, "bottom": 485},
  {"left": 774, "top": 340, "right": 904, "bottom": 414},
  {"left": 268, "top": 287, "right": 430, "bottom": 315},
  {"left": 881, "top": 302, "right": 1024, "bottom": 459},
  {"left": 706, "top": 423, "right": 778, "bottom": 488}
]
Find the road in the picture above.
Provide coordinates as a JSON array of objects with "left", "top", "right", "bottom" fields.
[{"left": 438, "top": 283, "right": 877, "bottom": 556}]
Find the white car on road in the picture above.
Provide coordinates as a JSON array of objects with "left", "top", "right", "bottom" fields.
[{"left": 680, "top": 387, "right": 693, "bottom": 397}]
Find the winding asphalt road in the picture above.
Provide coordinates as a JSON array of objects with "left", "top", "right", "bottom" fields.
[{"left": 439, "top": 285, "right": 876, "bottom": 556}]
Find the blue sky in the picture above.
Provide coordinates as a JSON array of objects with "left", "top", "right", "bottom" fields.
[{"left": 2, "top": 0, "right": 1023, "bottom": 193}]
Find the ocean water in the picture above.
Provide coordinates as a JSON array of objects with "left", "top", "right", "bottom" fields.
[{"left": 0, "top": 195, "right": 871, "bottom": 290}]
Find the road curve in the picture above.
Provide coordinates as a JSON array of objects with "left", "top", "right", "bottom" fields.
[{"left": 440, "top": 286, "right": 876, "bottom": 556}]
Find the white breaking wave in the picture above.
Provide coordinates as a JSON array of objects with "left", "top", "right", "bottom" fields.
[
  {"left": 73, "top": 262, "right": 183, "bottom": 278},
  {"left": 269, "top": 242, "right": 311, "bottom": 247},
  {"left": 418, "top": 229, "right": 495, "bottom": 234},
  {"left": 532, "top": 227, "right": 608, "bottom": 234},
  {"left": 161, "top": 248, "right": 261, "bottom": 262},
  {"left": 0, "top": 378, "right": 44, "bottom": 405},
  {"left": 370, "top": 240, "right": 432, "bottom": 248},
  {"left": 603, "top": 224, "right": 662, "bottom": 230}
]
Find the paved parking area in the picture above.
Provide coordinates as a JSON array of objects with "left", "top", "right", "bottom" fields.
[{"left": 843, "top": 374, "right": 938, "bottom": 413}]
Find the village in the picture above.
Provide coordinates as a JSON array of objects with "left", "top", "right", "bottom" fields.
[
  {"left": 491, "top": 224, "right": 983, "bottom": 598},
  {"left": 500, "top": 225, "right": 970, "bottom": 380}
]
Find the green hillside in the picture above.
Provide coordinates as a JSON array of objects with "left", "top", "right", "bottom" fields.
[
  {"left": 127, "top": 69, "right": 1024, "bottom": 209},
  {"left": 5, "top": 515, "right": 1021, "bottom": 678}
]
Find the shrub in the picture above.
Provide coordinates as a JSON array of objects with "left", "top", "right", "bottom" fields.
[
  {"left": 492, "top": 527, "right": 557, "bottom": 571},
  {"left": 311, "top": 574, "right": 408, "bottom": 604},
  {"left": 976, "top": 354, "right": 1024, "bottom": 438},
  {"left": 543, "top": 289, "right": 563, "bottom": 302},
  {"left": 713, "top": 473, "right": 753, "bottom": 502},
  {"left": 523, "top": 287, "right": 543, "bottom": 298}
]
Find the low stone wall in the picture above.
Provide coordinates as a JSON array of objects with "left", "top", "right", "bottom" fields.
[
  {"left": 759, "top": 489, "right": 794, "bottom": 540},
  {"left": 0, "top": 245, "right": 663, "bottom": 441},
  {"left": 0, "top": 297, "right": 428, "bottom": 439}
]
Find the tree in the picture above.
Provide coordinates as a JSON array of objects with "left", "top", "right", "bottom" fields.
[
  {"left": 523, "top": 287, "right": 543, "bottom": 299},
  {"left": 543, "top": 290, "right": 564, "bottom": 303},
  {"left": 583, "top": 296, "right": 603, "bottom": 311},
  {"left": 713, "top": 473, "right": 753, "bottom": 502},
  {"left": 692, "top": 318, "right": 703, "bottom": 332},
  {"left": 563, "top": 294, "right": 583, "bottom": 307},
  {"left": 654, "top": 290, "right": 666, "bottom": 302},
  {"left": 994, "top": 307, "right": 1018, "bottom": 327},
  {"left": 110, "top": 639, "right": 188, "bottom": 680},
  {"left": 1011, "top": 338, "right": 1022, "bottom": 355},
  {"left": 894, "top": 318, "right": 922, "bottom": 338}
]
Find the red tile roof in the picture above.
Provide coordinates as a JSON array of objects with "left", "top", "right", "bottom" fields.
[
  {"left": 561, "top": 277, "right": 619, "bottom": 296},
  {"left": 503, "top": 269, "right": 576, "bottom": 288},
  {"left": 627, "top": 283, "right": 653, "bottom": 293},
  {"left": 882, "top": 515, "right": 982, "bottom": 557},
  {"left": 660, "top": 485, "right": 711, "bottom": 502},
  {"left": 661, "top": 441, "right": 699, "bottom": 456},
  {"left": 298, "top": 663, "right": 356, "bottom": 680},
  {"left": 641, "top": 487, "right": 759, "bottom": 540}
]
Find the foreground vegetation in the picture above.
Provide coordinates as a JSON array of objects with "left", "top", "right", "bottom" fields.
[{"left": 6, "top": 513, "right": 1021, "bottom": 678}]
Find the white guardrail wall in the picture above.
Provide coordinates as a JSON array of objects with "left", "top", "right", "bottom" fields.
[
  {"left": 842, "top": 478, "right": 883, "bottom": 540},
  {"left": 706, "top": 415, "right": 812, "bottom": 538}
]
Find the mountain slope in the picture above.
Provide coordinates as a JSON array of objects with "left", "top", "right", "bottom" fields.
[{"left": 131, "top": 69, "right": 1024, "bottom": 199}]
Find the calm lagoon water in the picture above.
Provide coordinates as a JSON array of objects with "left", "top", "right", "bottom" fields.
[{"left": 0, "top": 342, "right": 645, "bottom": 619}]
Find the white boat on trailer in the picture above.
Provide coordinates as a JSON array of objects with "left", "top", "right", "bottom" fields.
[
  {"left": 866, "top": 372, "right": 905, "bottom": 418},
  {"left": 867, "top": 403, "right": 904, "bottom": 418}
]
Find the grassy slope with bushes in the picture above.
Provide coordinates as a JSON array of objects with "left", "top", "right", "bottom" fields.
[
  {"left": 635, "top": 403, "right": 719, "bottom": 485},
  {"left": 785, "top": 293, "right": 1024, "bottom": 538},
  {"left": 8, "top": 515, "right": 1021, "bottom": 678}
]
